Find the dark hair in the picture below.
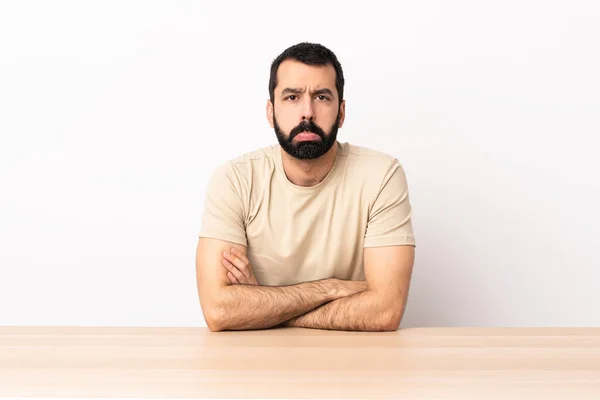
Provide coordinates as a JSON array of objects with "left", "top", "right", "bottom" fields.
[{"left": 268, "top": 42, "right": 345, "bottom": 106}]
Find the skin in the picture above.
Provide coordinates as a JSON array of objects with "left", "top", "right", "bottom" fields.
[
  {"left": 222, "top": 244, "right": 415, "bottom": 331},
  {"left": 266, "top": 59, "right": 346, "bottom": 187}
]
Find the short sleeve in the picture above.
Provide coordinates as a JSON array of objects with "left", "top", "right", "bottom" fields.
[
  {"left": 363, "top": 160, "right": 416, "bottom": 248},
  {"left": 198, "top": 162, "right": 248, "bottom": 246}
]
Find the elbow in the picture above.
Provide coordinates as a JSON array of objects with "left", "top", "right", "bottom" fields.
[
  {"left": 207, "top": 323, "right": 225, "bottom": 332},
  {"left": 379, "top": 309, "right": 404, "bottom": 332},
  {"left": 380, "top": 318, "right": 401, "bottom": 332},
  {"left": 204, "top": 305, "right": 227, "bottom": 332},
  {"left": 201, "top": 295, "right": 230, "bottom": 332},
  {"left": 205, "top": 315, "right": 223, "bottom": 332},
  {"left": 201, "top": 287, "right": 237, "bottom": 332}
]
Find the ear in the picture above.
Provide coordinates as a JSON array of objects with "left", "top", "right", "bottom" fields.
[
  {"left": 337, "top": 100, "right": 346, "bottom": 128},
  {"left": 266, "top": 99, "right": 274, "bottom": 128}
]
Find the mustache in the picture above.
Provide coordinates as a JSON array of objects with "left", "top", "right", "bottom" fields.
[{"left": 289, "top": 120, "right": 326, "bottom": 140}]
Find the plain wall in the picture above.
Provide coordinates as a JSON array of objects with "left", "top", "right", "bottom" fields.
[{"left": 1, "top": 0, "right": 598, "bottom": 327}]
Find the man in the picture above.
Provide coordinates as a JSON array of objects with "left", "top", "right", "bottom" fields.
[{"left": 195, "top": 42, "right": 416, "bottom": 332}]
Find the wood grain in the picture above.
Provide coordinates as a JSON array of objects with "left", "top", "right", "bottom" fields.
[{"left": 1, "top": 326, "right": 599, "bottom": 398}]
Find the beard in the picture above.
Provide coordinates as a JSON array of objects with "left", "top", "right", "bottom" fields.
[{"left": 273, "top": 113, "right": 339, "bottom": 160}]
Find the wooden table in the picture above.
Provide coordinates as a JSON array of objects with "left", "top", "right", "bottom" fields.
[{"left": 1, "top": 326, "right": 599, "bottom": 399}]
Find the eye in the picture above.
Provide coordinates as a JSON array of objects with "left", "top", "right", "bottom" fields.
[
  {"left": 285, "top": 95, "right": 297, "bottom": 101},
  {"left": 316, "top": 95, "right": 330, "bottom": 101}
]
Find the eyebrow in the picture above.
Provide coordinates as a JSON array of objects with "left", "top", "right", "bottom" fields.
[{"left": 281, "top": 87, "right": 335, "bottom": 98}]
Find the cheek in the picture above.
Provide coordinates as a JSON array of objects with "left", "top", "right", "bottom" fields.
[
  {"left": 315, "top": 109, "right": 337, "bottom": 127},
  {"left": 275, "top": 109, "right": 299, "bottom": 128}
]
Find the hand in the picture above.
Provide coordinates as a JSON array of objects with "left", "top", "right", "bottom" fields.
[
  {"left": 281, "top": 279, "right": 369, "bottom": 328},
  {"left": 331, "top": 278, "right": 369, "bottom": 298},
  {"left": 222, "top": 248, "right": 258, "bottom": 285}
]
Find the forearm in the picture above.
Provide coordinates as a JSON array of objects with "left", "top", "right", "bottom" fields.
[
  {"left": 285, "top": 290, "right": 402, "bottom": 332},
  {"left": 210, "top": 279, "right": 339, "bottom": 331}
]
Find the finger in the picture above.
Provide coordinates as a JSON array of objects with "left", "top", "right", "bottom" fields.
[
  {"left": 227, "top": 271, "right": 239, "bottom": 285},
  {"left": 230, "top": 251, "right": 256, "bottom": 284},
  {"left": 223, "top": 251, "right": 250, "bottom": 282},
  {"left": 231, "top": 250, "right": 255, "bottom": 283},
  {"left": 223, "top": 250, "right": 248, "bottom": 271},
  {"left": 222, "top": 258, "right": 247, "bottom": 284},
  {"left": 230, "top": 248, "right": 250, "bottom": 265}
]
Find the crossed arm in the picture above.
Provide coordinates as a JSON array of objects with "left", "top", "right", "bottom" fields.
[
  {"left": 195, "top": 237, "right": 415, "bottom": 332},
  {"left": 283, "top": 243, "right": 414, "bottom": 331}
]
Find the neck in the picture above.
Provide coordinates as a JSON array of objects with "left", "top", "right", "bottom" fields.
[{"left": 280, "top": 142, "right": 338, "bottom": 187}]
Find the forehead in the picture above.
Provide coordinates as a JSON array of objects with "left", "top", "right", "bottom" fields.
[{"left": 275, "top": 60, "right": 337, "bottom": 93}]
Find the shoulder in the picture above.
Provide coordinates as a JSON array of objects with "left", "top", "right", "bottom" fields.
[
  {"left": 208, "top": 144, "right": 278, "bottom": 191},
  {"left": 338, "top": 142, "right": 405, "bottom": 178},
  {"left": 228, "top": 144, "right": 279, "bottom": 166},
  {"left": 336, "top": 142, "right": 411, "bottom": 206}
]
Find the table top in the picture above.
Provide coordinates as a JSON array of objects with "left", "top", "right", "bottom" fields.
[{"left": 1, "top": 326, "right": 599, "bottom": 399}]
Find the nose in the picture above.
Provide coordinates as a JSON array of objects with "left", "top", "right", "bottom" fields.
[{"left": 301, "top": 96, "right": 314, "bottom": 121}]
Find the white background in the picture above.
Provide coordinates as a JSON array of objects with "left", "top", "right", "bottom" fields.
[{"left": 1, "top": 0, "right": 598, "bottom": 328}]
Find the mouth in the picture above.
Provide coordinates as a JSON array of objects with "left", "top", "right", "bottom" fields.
[{"left": 294, "top": 132, "right": 320, "bottom": 141}]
